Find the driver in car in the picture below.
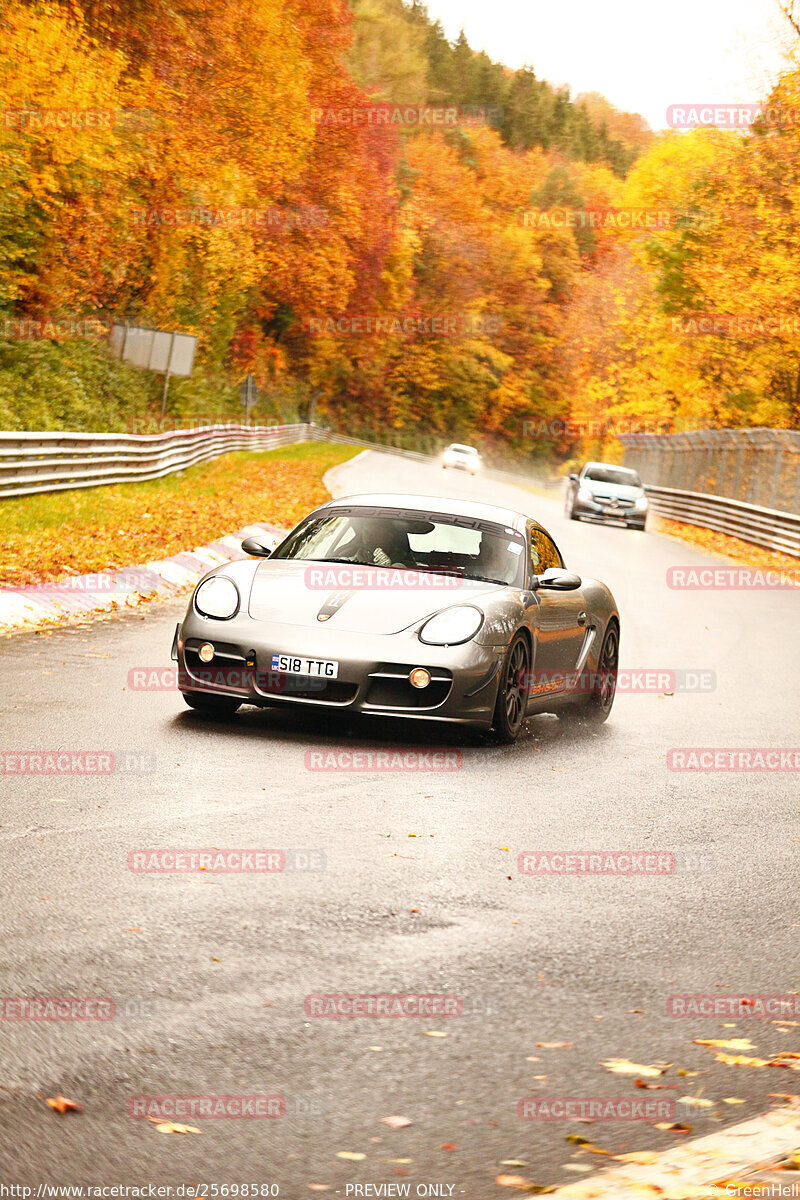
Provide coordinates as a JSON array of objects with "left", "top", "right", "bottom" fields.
[
  {"left": 478, "top": 534, "right": 515, "bottom": 584},
  {"left": 341, "top": 518, "right": 410, "bottom": 567}
]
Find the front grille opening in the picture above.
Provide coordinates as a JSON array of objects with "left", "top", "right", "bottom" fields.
[{"left": 365, "top": 663, "right": 453, "bottom": 710}]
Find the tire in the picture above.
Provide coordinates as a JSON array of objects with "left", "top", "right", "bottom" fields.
[
  {"left": 564, "top": 490, "right": 578, "bottom": 520},
  {"left": 557, "top": 621, "right": 619, "bottom": 725},
  {"left": 182, "top": 692, "right": 242, "bottom": 716},
  {"left": 491, "top": 633, "right": 530, "bottom": 744}
]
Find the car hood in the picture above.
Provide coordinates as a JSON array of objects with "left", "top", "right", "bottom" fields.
[
  {"left": 248, "top": 560, "right": 502, "bottom": 634},
  {"left": 583, "top": 480, "right": 642, "bottom": 500}
]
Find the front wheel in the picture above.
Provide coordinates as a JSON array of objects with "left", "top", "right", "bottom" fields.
[
  {"left": 564, "top": 491, "right": 578, "bottom": 520},
  {"left": 491, "top": 633, "right": 530, "bottom": 744},
  {"left": 182, "top": 692, "right": 242, "bottom": 716}
]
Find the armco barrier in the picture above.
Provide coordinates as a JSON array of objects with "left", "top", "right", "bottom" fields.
[
  {"left": 3, "top": 422, "right": 795, "bottom": 555},
  {"left": 0, "top": 423, "right": 309, "bottom": 498},
  {"left": 643, "top": 485, "right": 800, "bottom": 558}
]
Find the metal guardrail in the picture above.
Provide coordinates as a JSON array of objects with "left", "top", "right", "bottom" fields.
[
  {"left": 0, "top": 423, "right": 309, "bottom": 498},
  {"left": 645, "top": 485, "right": 800, "bottom": 558},
  {"left": 3, "top": 421, "right": 796, "bottom": 556}
]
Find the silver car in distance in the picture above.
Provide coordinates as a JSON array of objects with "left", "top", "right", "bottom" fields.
[{"left": 173, "top": 494, "right": 620, "bottom": 743}]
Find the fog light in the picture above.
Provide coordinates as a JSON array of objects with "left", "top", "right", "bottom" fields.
[
  {"left": 410, "top": 667, "right": 431, "bottom": 689},
  {"left": 199, "top": 642, "right": 215, "bottom": 663}
]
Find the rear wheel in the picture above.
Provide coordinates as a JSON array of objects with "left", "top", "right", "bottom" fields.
[
  {"left": 182, "top": 692, "right": 241, "bottom": 716},
  {"left": 558, "top": 622, "right": 618, "bottom": 725},
  {"left": 492, "top": 633, "right": 530, "bottom": 744}
]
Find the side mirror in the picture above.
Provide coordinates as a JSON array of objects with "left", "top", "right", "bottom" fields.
[
  {"left": 569, "top": 473, "right": 579, "bottom": 483},
  {"left": 534, "top": 568, "right": 582, "bottom": 591},
  {"left": 241, "top": 536, "right": 274, "bottom": 558}
]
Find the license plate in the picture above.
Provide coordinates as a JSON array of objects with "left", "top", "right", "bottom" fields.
[{"left": 271, "top": 653, "right": 339, "bottom": 679}]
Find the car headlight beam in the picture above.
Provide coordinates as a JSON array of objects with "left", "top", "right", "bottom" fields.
[
  {"left": 419, "top": 605, "right": 484, "bottom": 646},
  {"left": 195, "top": 576, "right": 240, "bottom": 620}
]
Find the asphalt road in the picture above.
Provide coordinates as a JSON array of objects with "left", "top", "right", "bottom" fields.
[{"left": 2, "top": 451, "right": 799, "bottom": 1194}]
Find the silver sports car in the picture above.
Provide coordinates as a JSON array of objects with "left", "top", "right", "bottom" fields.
[{"left": 172, "top": 494, "right": 620, "bottom": 742}]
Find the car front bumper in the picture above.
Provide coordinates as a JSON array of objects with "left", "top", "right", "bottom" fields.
[
  {"left": 573, "top": 497, "right": 646, "bottom": 527},
  {"left": 175, "top": 610, "right": 505, "bottom": 728}
]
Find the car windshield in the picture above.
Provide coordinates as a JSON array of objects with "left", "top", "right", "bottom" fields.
[
  {"left": 583, "top": 467, "right": 642, "bottom": 487},
  {"left": 273, "top": 509, "right": 526, "bottom": 586},
  {"left": 448, "top": 445, "right": 477, "bottom": 454}
]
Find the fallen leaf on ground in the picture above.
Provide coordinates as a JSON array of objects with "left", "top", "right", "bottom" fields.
[
  {"left": 151, "top": 1121, "right": 201, "bottom": 1134},
  {"left": 768, "top": 1092, "right": 800, "bottom": 1102},
  {"left": 695, "top": 1039, "right": 755, "bottom": 1051},
  {"left": 381, "top": 1116, "right": 412, "bottom": 1129},
  {"left": 45, "top": 1096, "right": 82, "bottom": 1114},
  {"left": 495, "top": 1176, "right": 535, "bottom": 1190},
  {"left": 635, "top": 1079, "right": 679, "bottom": 1090},
  {"left": 721, "top": 1098, "right": 745, "bottom": 1105},
  {"left": 655, "top": 1122, "right": 693, "bottom": 1133},
  {"left": 440, "top": 1143, "right": 457, "bottom": 1151},
  {"left": 424, "top": 1031, "right": 447, "bottom": 1038},
  {"left": 500, "top": 1161, "right": 530, "bottom": 1168},
  {"left": 769, "top": 1054, "right": 800, "bottom": 1070},
  {"left": 713, "top": 1053, "right": 770, "bottom": 1067},
  {"left": 600, "top": 1059, "right": 670, "bottom": 1077},
  {"left": 537, "top": 1042, "right": 572, "bottom": 1049},
  {"left": 678, "top": 1096, "right": 714, "bottom": 1107},
  {"left": 564, "top": 1135, "right": 612, "bottom": 1155},
  {"left": 335, "top": 1152, "right": 366, "bottom": 1161}
]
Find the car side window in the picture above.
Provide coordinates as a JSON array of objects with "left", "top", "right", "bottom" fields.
[{"left": 531, "top": 529, "right": 563, "bottom": 573}]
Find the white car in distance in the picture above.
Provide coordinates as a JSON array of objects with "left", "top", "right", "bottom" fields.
[{"left": 442, "top": 443, "right": 481, "bottom": 475}]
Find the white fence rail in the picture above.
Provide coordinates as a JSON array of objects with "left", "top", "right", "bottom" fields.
[{"left": 0, "top": 424, "right": 309, "bottom": 498}]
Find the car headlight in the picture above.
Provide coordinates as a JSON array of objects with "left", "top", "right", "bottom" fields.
[
  {"left": 634, "top": 495, "right": 648, "bottom": 511},
  {"left": 419, "top": 605, "right": 484, "bottom": 646},
  {"left": 577, "top": 486, "right": 593, "bottom": 502},
  {"left": 194, "top": 576, "right": 240, "bottom": 620}
]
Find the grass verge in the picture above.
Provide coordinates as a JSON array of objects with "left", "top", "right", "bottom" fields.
[{"left": 0, "top": 442, "right": 359, "bottom": 587}]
